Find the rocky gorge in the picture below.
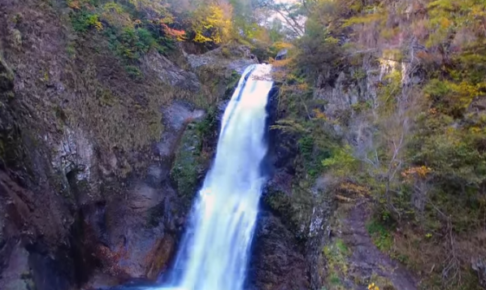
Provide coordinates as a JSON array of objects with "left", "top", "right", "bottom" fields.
[{"left": 0, "top": 1, "right": 257, "bottom": 288}]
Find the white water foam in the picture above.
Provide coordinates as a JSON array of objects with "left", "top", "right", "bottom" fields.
[{"left": 158, "top": 64, "right": 273, "bottom": 290}]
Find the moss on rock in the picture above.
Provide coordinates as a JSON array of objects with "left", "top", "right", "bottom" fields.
[
  {"left": 0, "top": 56, "right": 18, "bottom": 167},
  {"left": 223, "top": 70, "right": 241, "bottom": 100},
  {"left": 0, "top": 55, "right": 14, "bottom": 93},
  {"left": 264, "top": 189, "right": 293, "bottom": 218},
  {"left": 170, "top": 122, "right": 205, "bottom": 202}
]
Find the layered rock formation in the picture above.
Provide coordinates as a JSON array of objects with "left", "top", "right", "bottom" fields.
[{"left": 0, "top": 1, "right": 257, "bottom": 289}]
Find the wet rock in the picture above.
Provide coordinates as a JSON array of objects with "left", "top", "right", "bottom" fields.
[
  {"left": 0, "top": 244, "right": 34, "bottom": 290},
  {"left": 250, "top": 82, "right": 316, "bottom": 289},
  {"left": 247, "top": 211, "right": 309, "bottom": 290},
  {"left": 83, "top": 185, "right": 181, "bottom": 287},
  {"left": 170, "top": 122, "right": 207, "bottom": 202},
  {"left": 86, "top": 102, "right": 212, "bottom": 286},
  {"left": 29, "top": 252, "right": 72, "bottom": 290},
  {"left": 157, "top": 102, "right": 205, "bottom": 158},
  {"left": 129, "top": 184, "right": 163, "bottom": 213},
  {"left": 217, "top": 100, "right": 229, "bottom": 122},
  {"left": 276, "top": 49, "right": 288, "bottom": 60},
  {"left": 146, "top": 235, "right": 175, "bottom": 280},
  {"left": 145, "top": 165, "right": 168, "bottom": 188},
  {"left": 102, "top": 279, "right": 161, "bottom": 290},
  {"left": 0, "top": 55, "right": 14, "bottom": 93}
]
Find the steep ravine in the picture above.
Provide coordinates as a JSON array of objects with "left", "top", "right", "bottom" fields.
[
  {"left": 247, "top": 51, "right": 421, "bottom": 290},
  {"left": 0, "top": 2, "right": 425, "bottom": 290}
]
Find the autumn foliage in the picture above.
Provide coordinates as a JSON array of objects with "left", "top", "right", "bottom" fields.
[{"left": 270, "top": 0, "right": 486, "bottom": 288}]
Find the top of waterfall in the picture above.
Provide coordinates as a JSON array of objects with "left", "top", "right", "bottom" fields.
[{"left": 249, "top": 64, "right": 272, "bottom": 82}]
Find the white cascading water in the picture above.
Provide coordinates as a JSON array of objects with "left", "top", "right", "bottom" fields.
[{"left": 160, "top": 64, "right": 273, "bottom": 290}]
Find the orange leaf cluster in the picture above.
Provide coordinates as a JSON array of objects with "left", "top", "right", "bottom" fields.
[
  {"left": 271, "top": 58, "right": 292, "bottom": 68},
  {"left": 68, "top": 0, "right": 81, "bottom": 10},
  {"left": 401, "top": 166, "right": 432, "bottom": 179},
  {"left": 337, "top": 182, "right": 370, "bottom": 197},
  {"left": 161, "top": 23, "right": 186, "bottom": 41},
  {"left": 297, "top": 83, "right": 309, "bottom": 91},
  {"left": 313, "top": 108, "right": 328, "bottom": 120}
]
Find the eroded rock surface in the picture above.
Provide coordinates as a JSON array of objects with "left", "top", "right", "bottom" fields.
[
  {"left": 0, "top": 1, "right": 253, "bottom": 289},
  {"left": 324, "top": 202, "right": 417, "bottom": 290},
  {"left": 247, "top": 211, "right": 309, "bottom": 290}
]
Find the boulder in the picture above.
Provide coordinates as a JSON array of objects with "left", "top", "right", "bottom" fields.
[
  {"left": 276, "top": 49, "right": 288, "bottom": 60},
  {"left": 142, "top": 52, "right": 201, "bottom": 92},
  {"left": 247, "top": 211, "right": 309, "bottom": 290},
  {"left": 187, "top": 45, "right": 258, "bottom": 74}
]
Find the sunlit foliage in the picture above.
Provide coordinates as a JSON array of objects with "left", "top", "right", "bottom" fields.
[
  {"left": 272, "top": 0, "right": 486, "bottom": 288},
  {"left": 191, "top": 3, "right": 232, "bottom": 44}
]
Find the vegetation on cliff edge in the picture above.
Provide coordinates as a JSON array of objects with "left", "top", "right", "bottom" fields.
[{"left": 271, "top": 0, "right": 486, "bottom": 289}]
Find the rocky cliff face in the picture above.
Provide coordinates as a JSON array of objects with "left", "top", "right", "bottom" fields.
[
  {"left": 309, "top": 48, "right": 421, "bottom": 290},
  {"left": 0, "top": 2, "right": 421, "bottom": 290},
  {"left": 247, "top": 45, "right": 422, "bottom": 289},
  {"left": 247, "top": 87, "right": 335, "bottom": 290},
  {"left": 0, "top": 1, "right": 257, "bottom": 289}
]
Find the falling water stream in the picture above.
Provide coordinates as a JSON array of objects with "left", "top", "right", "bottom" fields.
[{"left": 157, "top": 64, "right": 273, "bottom": 290}]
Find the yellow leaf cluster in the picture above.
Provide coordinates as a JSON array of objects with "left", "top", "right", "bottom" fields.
[
  {"left": 94, "top": 20, "right": 103, "bottom": 31},
  {"left": 68, "top": 0, "right": 81, "bottom": 10},
  {"left": 338, "top": 182, "right": 370, "bottom": 197},
  {"left": 449, "top": 81, "right": 483, "bottom": 109},
  {"left": 401, "top": 166, "right": 432, "bottom": 179},
  {"left": 471, "top": 5, "right": 486, "bottom": 18},
  {"left": 440, "top": 17, "right": 452, "bottom": 29},
  {"left": 270, "top": 58, "right": 292, "bottom": 68},
  {"left": 101, "top": 3, "right": 133, "bottom": 28},
  {"left": 343, "top": 13, "right": 383, "bottom": 28},
  {"left": 313, "top": 108, "right": 327, "bottom": 120},
  {"left": 273, "top": 41, "right": 293, "bottom": 50},
  {"left": 469, "top": 126, "right": 483, "bottom": 134},
  {"left": 297, "top": 83, "right": 309, "bottom": 91},
  {"left": 368, "top": 283, "right": 380, "bottom": 290},
  {"left": 193, "top": 4, "right": 232, "bottom": 44},
  {"left": 335, "top": 194, "right": 354, "bottom": 203}
]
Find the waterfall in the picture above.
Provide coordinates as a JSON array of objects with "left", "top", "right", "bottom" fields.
[{"left": 160, "top": 64, "right": 273, "bottom": 290}]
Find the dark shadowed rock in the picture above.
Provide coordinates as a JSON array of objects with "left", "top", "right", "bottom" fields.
[
  {"left": 247, "top": 211, "right": 309, "bottom": 290},
  {"left": 276, "top": 49, "right": 288, "bottom": 60},
  {"left": 472, "top": 259, "right": 486, "bottom": 288},
  {"left": 0, "top": 55, "right": 14, "bottom": 92},
  {"left": 0, "top": 245, "right": 33, "bottom": 290}
]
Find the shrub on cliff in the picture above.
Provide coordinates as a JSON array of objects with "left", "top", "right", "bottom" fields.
[{"left": 271, "top": 0, "right": 486, "bottom": 288}]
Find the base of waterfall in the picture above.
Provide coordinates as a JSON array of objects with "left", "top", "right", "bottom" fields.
[{"left": 104, "top": 283, "right": 186, "bottom": 290}]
